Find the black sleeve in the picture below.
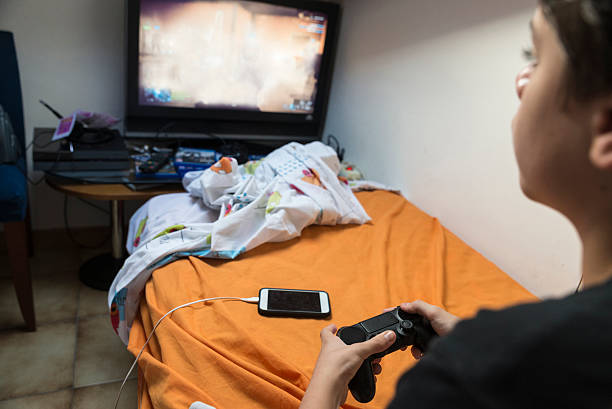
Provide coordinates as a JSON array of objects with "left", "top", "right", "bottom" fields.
[
  {"left": 386, "top": 344, "right": 480, "bottom": 409},
  {"left": 386, "top": 289, "right": 612, "bottom": 409}
]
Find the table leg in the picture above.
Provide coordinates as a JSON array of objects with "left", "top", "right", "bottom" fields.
[
  {"left": 79, "top": 199, "right": 126, "bottom": 291},
  {"left": 111, "top": 200, "right": 124, "bottom": 259}
]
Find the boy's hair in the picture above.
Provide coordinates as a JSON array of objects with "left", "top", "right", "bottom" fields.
[{"left": 541, "top": 0, "right": 612, "bottom": 101}]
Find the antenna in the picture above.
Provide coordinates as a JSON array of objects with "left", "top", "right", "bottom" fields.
[{"left": 39, "top": 99, "right": 64, "bottom": 119}]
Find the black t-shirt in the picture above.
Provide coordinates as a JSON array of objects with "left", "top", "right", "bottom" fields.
[{"left": 387, "top": 279, "right": 612, "bottom": 409}]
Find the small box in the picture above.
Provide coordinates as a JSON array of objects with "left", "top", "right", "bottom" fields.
[{"left": 173, "top": 147, "right": 218, "bottom": 178}]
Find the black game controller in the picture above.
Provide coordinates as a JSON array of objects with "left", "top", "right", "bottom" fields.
[{"left": 336, "top": 307, "right": 438, "bottom": 403}]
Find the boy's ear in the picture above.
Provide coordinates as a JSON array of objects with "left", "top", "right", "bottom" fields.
[{"left": 590, "top": 108, "right": 612, "bottom": 171}]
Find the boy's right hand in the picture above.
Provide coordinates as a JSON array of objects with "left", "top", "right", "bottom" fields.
[{"left": 384, "top": 300, "right": 460, "bottom": 360}]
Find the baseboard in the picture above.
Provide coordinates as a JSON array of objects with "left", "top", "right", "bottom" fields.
[{"left": 0, "top": 226, "right": 111, "bottom": 253}]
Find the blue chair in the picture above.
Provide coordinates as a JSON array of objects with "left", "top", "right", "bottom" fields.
[{"left": 0, "top": 31, "right": 35, "bottom": 331}]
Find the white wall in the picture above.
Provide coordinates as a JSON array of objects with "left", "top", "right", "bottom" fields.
[
  {"left": 0, "top": 0, "right": 143, "bottom": 229},
  {"left": 325, "top": 0, "right": 581, "bottom": 299},
  {"left": 1, "top": 0, "right": 582, "bottom": 297}
]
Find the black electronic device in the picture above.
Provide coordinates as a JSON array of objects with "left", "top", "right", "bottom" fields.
[
  {"left": 32, "top": 128, "right": 131, "bottom": 183},
  {"left": 336, "top": 307, "right": 437, "bottom": 403},
  {"left": 137, "top": 151, "right": 172, "bottom": 174},
  {"left": 39, "top": 100, "right": 116, "bottom": 145},
  {"left": 258, "top": 288, "right": 330, "bottom": 318},
  {"left": 125, "top": 0, "right": 341, "bottom": 141},
  {"left": 32, "top": 127, "right": 130, "bottom": 173}
]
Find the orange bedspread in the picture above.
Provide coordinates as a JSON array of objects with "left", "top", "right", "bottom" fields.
[{"left": 128, "top": 190, "right": 535, "bottom": 409}]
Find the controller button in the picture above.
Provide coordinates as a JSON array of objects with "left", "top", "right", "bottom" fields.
[
  {"left": 362, "top": 313, "right": 398, "bottom": 332},
  {"left": 400, "top": 320, "right": 413, "bottom": 330},
  {"left": 338, "top": 326, "right": 367, "bottom": 344}
]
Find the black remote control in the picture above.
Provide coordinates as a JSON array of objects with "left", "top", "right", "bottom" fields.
[
  {"left": 139, "top": 151, "right": 172, "bottom": 174},
  {"left": 337, "top": 307, "right": 437, "bottom": 403}
]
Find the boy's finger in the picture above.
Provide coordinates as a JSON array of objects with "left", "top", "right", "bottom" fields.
[
  {"left": 353, "top": 330, "right": 396, "bottom": 359},
  {"left": 320, "top": 324, "right": 338, "bottom": 343},
  {"left": 400, "top": 300, "right": 439, "bottom": 320}
]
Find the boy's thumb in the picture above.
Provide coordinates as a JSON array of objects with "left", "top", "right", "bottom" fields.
[{"left": 354, "top": 330, "right": 396, "bottom": 359}]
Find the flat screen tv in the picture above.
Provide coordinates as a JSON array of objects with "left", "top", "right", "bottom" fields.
[{"left": 125, "top": 0, "right": 340, "bottom": 141}]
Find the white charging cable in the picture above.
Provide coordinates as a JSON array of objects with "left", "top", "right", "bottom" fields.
[{"left": 113, "top": 296, "right": 260, "bottom": 409}]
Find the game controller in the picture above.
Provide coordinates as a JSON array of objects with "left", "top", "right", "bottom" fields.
[{"left": 336, "top": 307, "right": 438, "bottom": 403}]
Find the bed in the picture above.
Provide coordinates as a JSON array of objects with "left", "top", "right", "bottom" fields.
[{"left": 125, "top": 189, "right": 535, "bottom": 409}]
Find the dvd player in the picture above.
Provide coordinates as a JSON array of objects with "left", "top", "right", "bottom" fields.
[{"left": 33, "top": 127, "right": 129, "bottom": 172}]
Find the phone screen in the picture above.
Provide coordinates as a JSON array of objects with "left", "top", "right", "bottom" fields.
[{"left": 267, "top": 290, "right": 322, "bottom": 312}]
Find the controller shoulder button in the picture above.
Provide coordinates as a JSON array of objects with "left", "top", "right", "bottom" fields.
[{"left": 397, "top": 307, "right": 413, "bottom": 320}]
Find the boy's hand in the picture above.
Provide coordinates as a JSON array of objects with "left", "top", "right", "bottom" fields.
[
  {"left": 384, "top": 301, "right": 460, "bottom": 359},
  {"left": 300, "top": 324, "right": 396, "bottom": 409}
]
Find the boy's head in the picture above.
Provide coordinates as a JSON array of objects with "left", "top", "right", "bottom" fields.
[
  {"left": 511, "top": 1, "right": 612, "bottom": 228},
  {"left": 540, "top": 0, "right": 612, "bottom": 101}
]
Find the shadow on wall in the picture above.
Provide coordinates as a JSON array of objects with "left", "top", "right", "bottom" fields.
[{"left": 340, "top": 0, "right": 536, "bottom": 59}]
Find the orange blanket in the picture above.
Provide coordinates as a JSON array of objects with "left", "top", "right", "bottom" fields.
[{"left": 128, "top": 191, "right": 535, "bottom": 409}]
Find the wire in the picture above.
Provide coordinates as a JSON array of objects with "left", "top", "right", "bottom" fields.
[
  {"left": 63, "top": 194, "right": 111, "bottom": 248},
  {"left": 17, "top": 130, "right": 65, "bottom": 186},
  {"left": 114, "top": 296, "right": 260, "bottom": 409},
  {"left": 24, "top": 130, "right": 55, "bottom": 152},
  {"left": 575, "top": 275, "right": 583, "bottom": 294},
  {"left": 76, "top": 197, "right": 111, "bottom": 215},
  {"left": 203, "top": 130, "right": 227, "bottom": 146},
  {"left": 154, "top": 121, "right": 176, "bottom": 140},
  {"left": 325, "top": 134, "right": 345, "bottom": 162},
  {"left": 20, "top": 148, "right": 62, "bottom": 186}
]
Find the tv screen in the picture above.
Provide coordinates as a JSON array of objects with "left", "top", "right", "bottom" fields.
[{"left": 125, "top": 0, "right": 340, "bottom": 140}]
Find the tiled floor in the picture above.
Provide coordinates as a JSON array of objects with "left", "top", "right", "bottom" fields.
[{"left": 0, "top": 230, "right": 137, "bottom": 408}]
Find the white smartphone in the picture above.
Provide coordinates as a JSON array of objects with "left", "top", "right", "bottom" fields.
[{"left": 258, "top": 288, "right": 331, "bottom": 318}]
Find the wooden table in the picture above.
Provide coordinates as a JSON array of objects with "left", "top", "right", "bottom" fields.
[{"left": 46, "top": 176, "right": 184, "bottom": 290}]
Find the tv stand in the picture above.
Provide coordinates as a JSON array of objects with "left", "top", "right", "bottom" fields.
[
  {"left": 124, "top": 134, "right": 287, "bottom": 164},
  {"left": 45, "top": 175, "right": 183, "bottom": 290}
]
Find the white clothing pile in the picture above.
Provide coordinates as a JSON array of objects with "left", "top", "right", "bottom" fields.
[{"left": 108, "top": 142, "right": 373, "bottom": 344}]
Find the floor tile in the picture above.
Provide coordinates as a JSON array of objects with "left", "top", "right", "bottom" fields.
[
  {"left": 0, "top": 268, "right": 79, "bottom": 330},
  {"left": 77, "top": 247, "right": 117, "bottom": 318},
  {"left": 78, "top": 283, "right": 110, "bottom": 318},
  {"left": 0, "top": 322, "right": 76, "bottom": 400},
  {"left": 74, "top": 314, "right": 135, "bottom": 387},
  {"left": 73, "top": 379, "right": 137, "bottom": 409},
  {"left": 0, "top": 388, "right": 73, "bottom": 409}
]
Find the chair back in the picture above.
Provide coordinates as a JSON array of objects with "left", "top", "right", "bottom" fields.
[{"left": 0, "top": 31, "right": 25, "bottom": 153}]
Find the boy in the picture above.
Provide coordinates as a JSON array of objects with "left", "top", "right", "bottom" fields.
[{"left": 301, "top": 1, "right": 612, "bottom": 408}]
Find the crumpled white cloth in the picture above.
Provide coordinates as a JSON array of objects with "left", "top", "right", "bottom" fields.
[{"left": 108, "top": 141, "right": 372, "bottom": 344}]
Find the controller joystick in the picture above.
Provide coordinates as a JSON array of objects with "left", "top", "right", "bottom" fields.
[{"left": 336, "top": 307, "right": 438, "bottom": 403}]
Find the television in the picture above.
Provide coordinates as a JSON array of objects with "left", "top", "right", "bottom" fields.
[{"left": 125, "top": 0, "right": 341, "bottom": 142}]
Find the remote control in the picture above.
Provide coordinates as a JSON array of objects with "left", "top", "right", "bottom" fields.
[
  {"left": 138, "top": 151, "right": 172, "bottom": 174},
  {"left": 337, "top": 307, "right": 437, "bottom": 403}
]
